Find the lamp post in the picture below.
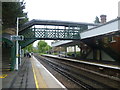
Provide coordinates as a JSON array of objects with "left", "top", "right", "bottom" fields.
[{"left": 15, "top": 17, "right": 25, "bottom": 70}]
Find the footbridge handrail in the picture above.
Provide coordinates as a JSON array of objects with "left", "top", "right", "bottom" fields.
[{"left": 19, "top": 19, "right": 97, "bottom": 32}]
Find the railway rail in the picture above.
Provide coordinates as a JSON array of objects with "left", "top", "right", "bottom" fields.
[
  {"left": 34, "top": 54, "right": 120, "bottom": 89},
  {"left": 42, "top": 54, "right": 120, "bottom": 79}
]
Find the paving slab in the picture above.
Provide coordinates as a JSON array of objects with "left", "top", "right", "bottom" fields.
[
  {"left": 31, "top": 56, "right": 66, "bottom": 89},
  {"left": 2, "top": 56, "right": 66, "bottom": 89},
  {"left": 2, "top": 57, "right": 36, "bottom": 89}
]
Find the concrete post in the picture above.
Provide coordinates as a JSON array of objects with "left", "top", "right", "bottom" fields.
[
  {"left": 74, "top": 45, "right": 76, "bottom": 57},
  {"left": 53, "top": 47, "right": 55, "bottom": 54},
  {"left": 65, "top": 46, "right": 67, "bottom": 57}
]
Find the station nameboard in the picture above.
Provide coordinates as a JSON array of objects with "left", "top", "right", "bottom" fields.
[{"left": 10, "top": 35, "right": 24, "bottom": 41}]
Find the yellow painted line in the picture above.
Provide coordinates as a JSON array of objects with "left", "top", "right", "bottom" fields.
[
  {"left": 31, "top": 62, "right": 39, "bottom": 89},
  {"left": 33, "top": 64, "right": 47, "bottom": 88},
  {"left": 31, "top": 58, "right": 47, "bottom": 88},
  {"left": 0, "top": 74, "right": 8, "bottom": 78},
  {"left": 2, "top": 69, "right": 11, "bottom": 71},
  {"left": 0, "top": 69, "right": 10, "bottom": 72}
]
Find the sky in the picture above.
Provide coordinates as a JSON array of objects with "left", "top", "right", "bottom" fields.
[{"left": 23, "top": 0, "right": 120, "bottom": 47}]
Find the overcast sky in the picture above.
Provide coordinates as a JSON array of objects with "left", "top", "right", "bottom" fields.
[{"left": 24, "top": 0, "right": 120, "bottom": 47}]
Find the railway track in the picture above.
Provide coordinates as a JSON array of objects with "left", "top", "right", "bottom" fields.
[
  {"left": 43, "top": 55, "right": 120, "bottom": 79},
  {"left": 34, "top": 54, "right": 120, "bottom": 89}
]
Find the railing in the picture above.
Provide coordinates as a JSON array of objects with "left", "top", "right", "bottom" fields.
[
  {"left": 20, "top": 28, "right": 81, "bottom": 40},
  {"left": 19, "top": 19, "right": 97, "bottom": 48}
]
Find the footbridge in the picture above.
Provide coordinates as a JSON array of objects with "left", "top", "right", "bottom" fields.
[
  {"left": 52, "top": 18, "right": 120, "bottom": 47},
  {"left": 2, "top": 18, "right": 120, "bottom": 89},
  {"left": 2, "top": 18, "right": 120, "bottom": 71},
  {"left": 19, "top": 19, "right": 97, "bottom": 48}
]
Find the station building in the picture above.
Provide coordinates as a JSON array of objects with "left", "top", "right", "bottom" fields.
[{"left": 51, "top": 15, "right": 120, "bottom": 62}]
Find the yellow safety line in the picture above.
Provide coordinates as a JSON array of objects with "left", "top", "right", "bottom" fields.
[
  {"left": 31, "top": 58, "right": 47, "bottom": 88},
  {"left": 31, "top": 62, "right": 39, "bottom": 89},
  {"left": 0, "top": 69, "right": 10, "bottom": 72},
  {"left": 0, "top": 74, "right": 8, "bottom": 78},
  {"left": 2, "top": 69, "right": 11, "bottom": 71},
  {"left": 33, "top": 64, "right": 47, "bottom": 88}
]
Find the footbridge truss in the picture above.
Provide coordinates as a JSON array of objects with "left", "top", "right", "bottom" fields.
[{"left": 19, "top": 19, "right": 97, "bottom": 48}]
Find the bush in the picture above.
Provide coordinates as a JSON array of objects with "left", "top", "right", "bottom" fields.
[
  {"left": 67, "top": 52, "right": 81, "bottom": 57},
  {"left": 52, "top": 53, "right": 58, "bottom": 55}
]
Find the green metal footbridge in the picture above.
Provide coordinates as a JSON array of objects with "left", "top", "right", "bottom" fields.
[
  {"left": 19, "top": 19, "right": 96, "bottom": 48},
  {"left": 2, "top": 19, "right": 97, "bottom": 70}
]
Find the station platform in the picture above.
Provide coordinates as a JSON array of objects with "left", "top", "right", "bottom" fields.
[
  {"left": 2, "top": 56, "right": 66, "bottom": 89},
  {"left": 42, "top": 54, "right": 120, "bottom": 70}
]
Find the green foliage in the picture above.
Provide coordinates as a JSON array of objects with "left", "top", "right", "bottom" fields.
[
  {"left": 67, "top": 51, "right": 80, "bottom": 57},
  {"left": 44, "top": 45, "right": 52, "bottom": 51},
  {"left": 37, "top": 40, "right": 51, "bottom": 53},
  {"left": 2, "top": 2, "right": 28, "bottom": 30},
  {"left": 67, "top": 52, "right": 73, "bottom": 56},
  {"left": 37, "top": 40, "right": 47, "bottom": 53},
  {"left": 52, "top": 53, "right": 58, "bottom": 55},
  {"left": 23, "top": 44, "right": 33, "bottom": 53},
  {"left": 94, "top": 16, "right": 100, "bottom": 24},
  {"left": 39, "top": 53, "right": 45, "bottom": 55},
  {"left": 32, "top": 48, "right": 38, "bottom": 53}
]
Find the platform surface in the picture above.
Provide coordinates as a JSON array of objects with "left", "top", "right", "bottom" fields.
[
  {"left": 2, "top": 56, "right": 66, "bottom": 89},
  {"left": 31, "top": 56, "right": 66, "bottom": 88},
  {"left": 43, "top": 54, "right": 120, "bottom": 70}
]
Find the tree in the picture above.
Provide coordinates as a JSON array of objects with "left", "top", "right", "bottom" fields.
[
  {"left": 37, "top": 40, "right": 51, "bottom": 53},
  {"left": 2, "top": 2, "right": 28, "bottom": 30},
  {"left": 24, "top": 44, "right": 33, "bottom": 53},
  {"left": 94, "top": 16, "right": 100, "bottom": 24},
  {"left": 44, "top": 45, "right": 52, "bottom": 53},
  {"left": 32, "top": 47, "right": 38, "bottom": 53}
]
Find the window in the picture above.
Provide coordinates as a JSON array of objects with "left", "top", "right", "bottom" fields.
[{"left": 109, "top": 36, "right": 116, "bottom": 43}]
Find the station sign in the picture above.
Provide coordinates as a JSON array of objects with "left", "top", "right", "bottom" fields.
[{"left": 10, "top": 35, "right": 24, "bottom": 41}]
